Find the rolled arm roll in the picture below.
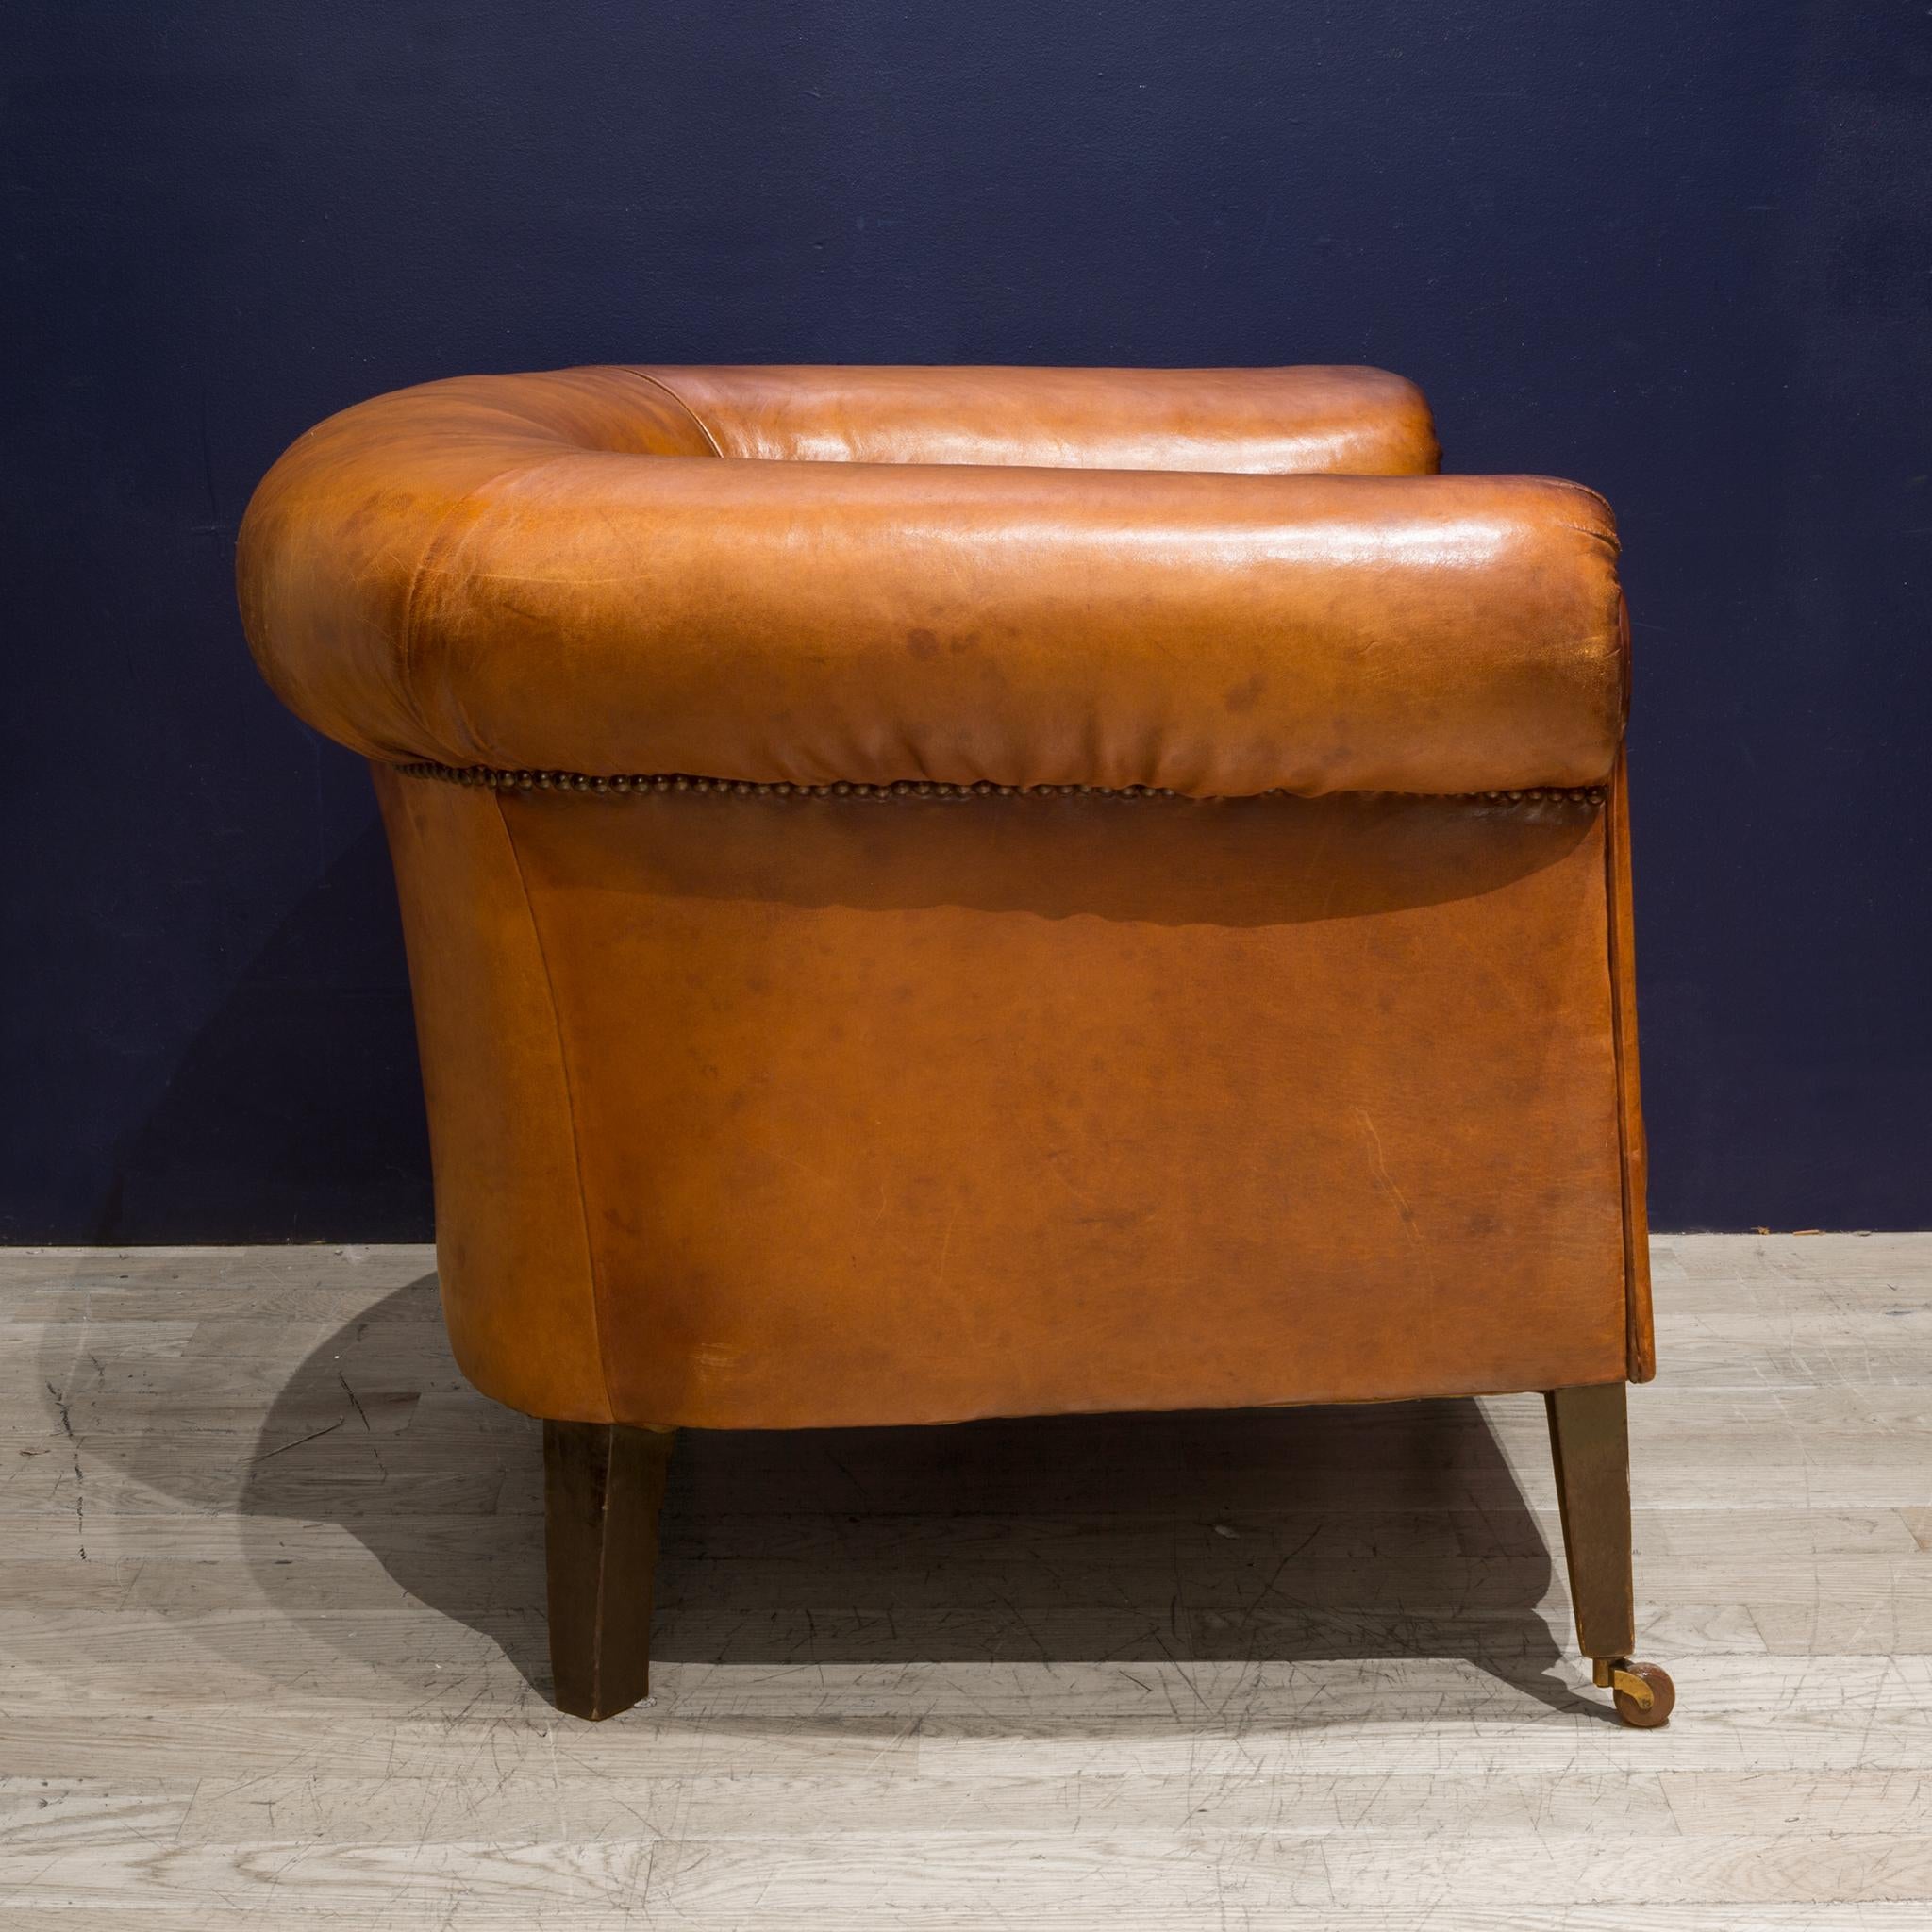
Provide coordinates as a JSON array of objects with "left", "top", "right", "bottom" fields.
[
  {"left": 630, "top": 362, "right": 1441, "bottom": 475},
  {"left": 242, "top": 382, "right": 1624, "bottom": 798}
]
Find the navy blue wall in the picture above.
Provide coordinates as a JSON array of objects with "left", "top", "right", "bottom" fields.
[{"left": 5, "top": 1, "right": 1927, "bottom": 1238}]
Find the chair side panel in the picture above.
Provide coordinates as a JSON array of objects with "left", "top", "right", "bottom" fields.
[
  {"left": 486, "top": 787, "right": 1629, "bottom": 1429},
  {"left": 373, "top": 765, "right": 611, "bottom": 1421}
]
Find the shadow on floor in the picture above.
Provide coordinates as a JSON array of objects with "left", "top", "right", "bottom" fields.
[{"left": 106, "top": 1274, "right": 1603, "bottom": 1724}]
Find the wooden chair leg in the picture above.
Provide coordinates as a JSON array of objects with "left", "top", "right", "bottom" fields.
[
  {"left": 542, "top": 1419, "right": 677, "bottom": 1721},
  {"left": 1544, "top": 1382, "right": 1675, "bottom": 1727}
]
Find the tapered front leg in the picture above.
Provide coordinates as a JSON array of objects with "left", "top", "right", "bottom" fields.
[
  {"left": 1544, "top": 1382, "right": 1674, "bottom": 1727},
  {"left": 543, "top": 1420, "right": 677, "bottom": 1720}
]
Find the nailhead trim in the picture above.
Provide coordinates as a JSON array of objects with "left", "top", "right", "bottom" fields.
[{"left": 394, "top": 761, "right": 1607, "bottom": 808}]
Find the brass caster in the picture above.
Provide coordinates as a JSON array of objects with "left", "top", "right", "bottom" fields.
[{"left": 1592, "top": 1657, "right": 1675, "bottom": 1728}]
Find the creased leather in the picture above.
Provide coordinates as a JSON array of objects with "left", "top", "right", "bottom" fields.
[
  {"left": 403, "top": 784, "right": 1629, "bottom": 1427},
  {"left": 239, "top": 366, "right": 1624, "bottom": 797},
  {"left": 630, "top": 362, "right": 1440, "bottom": 473},
  {"left": 239, "top": 362, "right": 1648, "bottom": 1430},
  {"left": 373, "top": 765, "right": 610, "bottom": 1421}
]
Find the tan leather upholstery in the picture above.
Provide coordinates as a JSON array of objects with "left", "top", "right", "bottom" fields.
[
  {"left": 240, "top": 366, "right": 1621, "bottom": 796},
  {"left": 625, "top": 362, "right": 1439, "bottom": 471},
  {"left": 242, "top": 363, "right": 1651, "bottom": 1432}
]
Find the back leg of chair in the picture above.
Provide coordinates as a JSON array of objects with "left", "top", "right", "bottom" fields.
[
  {"left": 1544, "top": 1381, "right": 1675, "bottom": 1727},
  {"left": 542, "top": 1420, "right": 677, "bottom": 1721}
]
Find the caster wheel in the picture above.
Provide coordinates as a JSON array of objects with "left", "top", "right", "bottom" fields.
[{"left": 1610, "top": 1660, "right": 1674, "bottom": 1728}]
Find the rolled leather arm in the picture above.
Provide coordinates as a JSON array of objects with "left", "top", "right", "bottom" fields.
[
  {"left": 629, "top": 362, "right": 1441, "bottom": 475},
  {"left": 242, "top": 388, "right": 1624, "bottom": 798}
]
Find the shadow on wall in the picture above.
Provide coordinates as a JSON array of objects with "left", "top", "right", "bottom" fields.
[
  {"left": 93, "top": 822, "right": 432, "bottom": 1243},
  {"left": 88, "top": 1274, "right": 1608, "bottom": 1724}
]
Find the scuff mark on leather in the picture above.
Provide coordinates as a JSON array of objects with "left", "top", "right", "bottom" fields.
[{"left": 1352, "top": 1106, "right": 1440, "bottom": 1291}]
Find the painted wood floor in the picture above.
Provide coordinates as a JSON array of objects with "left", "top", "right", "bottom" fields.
[{"left": 3, "top": 1235, "right": 1931, "bottom": 1928}]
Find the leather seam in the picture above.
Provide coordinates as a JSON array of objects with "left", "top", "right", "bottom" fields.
[
  {"left": 1604, "top": 755, "right": 1648, "bottom": 1381},
  {"left": 392, "top": 761, "right": 1610, "bottom": 808},
  {"left": 615, "top": 367, "right": 726, "bottom": 459},
  {"left": 491, "top": 789, "right": 616, "bottom": 1424}
]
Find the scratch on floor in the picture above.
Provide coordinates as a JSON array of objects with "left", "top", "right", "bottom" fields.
[{"left": 44, "top": 1379, "right": 85, "bottom": 1560}]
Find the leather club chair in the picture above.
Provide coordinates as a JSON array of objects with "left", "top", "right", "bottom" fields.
[{"left": 240, "top": 364, "right": 1672, "bottom": 1727}]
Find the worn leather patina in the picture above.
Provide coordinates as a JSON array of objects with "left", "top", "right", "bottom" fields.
[{"left": 240, "top": 363, "right": 1651, "bottom": 1431}]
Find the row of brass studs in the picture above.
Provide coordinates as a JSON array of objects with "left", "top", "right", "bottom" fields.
[{"left": 395, "top": 761, "right": 1607, "bottom": 808}]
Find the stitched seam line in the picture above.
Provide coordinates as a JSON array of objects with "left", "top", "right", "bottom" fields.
[
  {"left": 492, "top": 789, "right": 616, "bottom": 1424},
  {"left": 616, "top": 367, "right": 726, "bottom": 458},
  {"left": 1607, "top": 808, "right": 1640, "bottom": 1375},
  {"left": 394, "top": 761, "right": 1609, "bottom": 807},
  {"left": 1604, "top": 756, "right": 1649, "bottom": 1380}
]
